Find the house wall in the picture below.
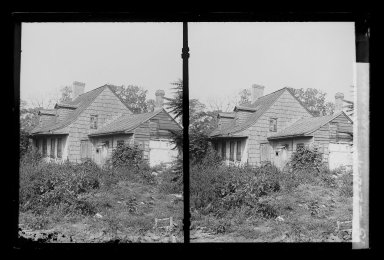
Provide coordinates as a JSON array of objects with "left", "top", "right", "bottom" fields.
[
  {"left": 269, "top": 136, "right": 313, "bottom": 168},
  {"left": 313, "top": 113, "right": 353, "bottom": 163},
  {"left": 243, "top": 89, "right": 313, "bottom": 166},
  {"left": 67, "top": 87, "right": 132, "bottom": 162},
  {"left": 149, "top": 110, "right": 181, "bottom": 140},
  {"left": 235, "top": 111, "right": 253, "bottom": 125},
  {"left": 90, "top": 134, "right": 133, "bottom": 164},
  {"left": 134, "top": 121, "right": 150, "bottom": 160},
  {"left": 56, "top": 108, "right": 75, "bottom": 122}
]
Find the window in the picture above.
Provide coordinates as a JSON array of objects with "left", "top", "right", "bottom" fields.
[
  {"left": 296, "top": 143, "right": 304, "bottom": 151},
  {"left": 57, "top": 138, "right": 62, "bottom": 158},
  {"left": 42, "top": 139, "right": 47, "bottom": 156},
  {"left": 230, "top": 141, "right": 235, "bottom": 161},
  {"left": 236, "top": 140, "right": 242, "bottom": 161},
  {"left": 221, "top": 141, "right": 226, "bottom": 159},
  {"left": 269, "top": 118, "right": 277, "bottom": 132},
  {"left": 35, "top": 139, "right": 39, "bottom": 151},
  {"left": 105, "top": 141, "right": 109, "bottom": 148},
  {"left": 117, "top": 140, "right": 124, "bottom": 147},
  {"left": 50, "top": 138, "right": 55, "bottom": 158},
  {"left": 90, "top": 115, "right": 98, "bottom": 129}
]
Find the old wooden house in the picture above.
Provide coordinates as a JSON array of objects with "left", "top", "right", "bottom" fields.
[
  {"left": 209, "top": 85, "right": 353, "bottom": 170},
  {"left": 30, "top": 82, "right": 181, "bottom": 167}
]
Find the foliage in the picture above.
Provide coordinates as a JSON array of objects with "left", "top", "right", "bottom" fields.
[
  {"left": 164, "top": 79, "right": 183, "bottom": 121},
  {"left": 109, "top": 85, "right": 154, "bottom": 114},
  {"left": 110, "top": 143, "right": 144, "bottom": 169},
  {"left": 159, "top": 157, "right": 183, "bottom": 194},
  {"left": 19, "top": 159, "right": 101, "bottom": 216},
  {"left": 289, "top": 146, "right": 324, "bottom": 172},
  {"left": 59, "top": 86, "right": 72, "bottom": 103},
  {"left": 190, "top": 151, "right": 282, "bottom": 219},
  {"left": 238, "top": 88, "right": 251, "bottom": 105},
  {"left": 288, "top": 87, "right": 334, "bottom": 116}
]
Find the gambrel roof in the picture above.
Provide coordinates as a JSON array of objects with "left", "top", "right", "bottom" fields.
[
  {"left": 267, "top": 111, "right": 353, "bottom": 140},
  {"left": 31, "top": 85, "right": 131, "bottom": 135},
  {"left": 210, "top": 87, "right": 310, "bottom": 137}
]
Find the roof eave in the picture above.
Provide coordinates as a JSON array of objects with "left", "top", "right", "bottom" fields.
[{"left": 267, "top": 133, "right": 313, "bottom": 140}]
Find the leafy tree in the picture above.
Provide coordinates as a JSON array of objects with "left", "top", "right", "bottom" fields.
[
  {"left": 164, "top": 79, "right": 183, "bottom": 121},
  {"left": 109, "top": 85, "right": 153, "bottom": 114},
  {"left": 238, "top": 88, "right": 251, "bottom": 105},
  {"left": 163, "top": 79, "right": 183, "bottom": 153},
  {"left": 288, "top": 87, "right": 335, "bottom": 116},
  {"left": 59, "top": 86, "right": 72, "bottom": 103}
]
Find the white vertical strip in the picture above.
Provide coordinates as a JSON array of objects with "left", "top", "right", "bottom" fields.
[{"left": 352, "top": 62, "right": 369, "bottom": 248}]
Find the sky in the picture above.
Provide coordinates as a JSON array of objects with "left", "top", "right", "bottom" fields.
[
  {"left": 21, "top": 22, "right": 356, "bottom": 110},
  {"left": 189, "top": 22, "right": 356, "bottom": 110},
  {"left": 20, "top": 22, "right": 183, "bottom": 108}
]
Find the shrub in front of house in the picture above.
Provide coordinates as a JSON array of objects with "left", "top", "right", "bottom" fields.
[
  {"left": 108, "top": 143, "right": 157, "bottom": 185},
  {"left": 190, "top": 151, "right": 282, "bottom": 219},
  {"left": 110, "top": 143, "right": 144, "bottom": 169}
]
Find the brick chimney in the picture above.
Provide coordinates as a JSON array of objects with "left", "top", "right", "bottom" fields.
[
  {"left": 155, "top": 89, "right": 165, "bottom": 110},
  {"left": 334, "top": 92, "right": 344, "bottom": 114},
  {"left": 251, "top": 84, "right": 265, "bottom": 103},
  {"left": 71, "top": 81, "right": 85, "bottom": 100}
]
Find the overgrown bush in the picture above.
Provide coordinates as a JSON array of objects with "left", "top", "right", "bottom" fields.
[
  {"left": 159, "top": 157, "right": 183, "bottom": 194},
  {"left": 19, "top": 158, "right": 101, "bottom": 216},
  {"left": 110, "top": 143, "right": 144, "bottom": 169},
  {"left": 289, "top": 146, "right": 324, "bottom": 172},
  {"left": 190, "top": 151, "right": 282, "bottom": 219},
  {"left": 108, "top": 143, "right": 157, "bottom": 185},
  {"left": 338, "top": 170, "right": 353, "bottom": 197}
]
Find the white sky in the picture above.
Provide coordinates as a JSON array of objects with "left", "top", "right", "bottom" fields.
[
  {"left": 189, "top": 22, "right": 356, "bottom": 108},
  {"left": 21, "top": 22, "right": 356, "bottom": 110},
  {"left": 20, "top": 22, "right": 183, "bottom": 108}
]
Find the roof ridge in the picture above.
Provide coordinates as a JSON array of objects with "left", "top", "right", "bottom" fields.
[{"left": 248, "top": 87, "right": 287, "bottom": 107}]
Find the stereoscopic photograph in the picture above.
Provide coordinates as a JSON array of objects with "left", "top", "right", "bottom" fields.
[
  {"left": 17, "top": 18, "right": 368, "bottom": 246},
  {"left": 188, "top": 22, "right": 356, "bottom": 242},
  {"left": 19, "top": 22, "right": 184, "bottom": 243}
]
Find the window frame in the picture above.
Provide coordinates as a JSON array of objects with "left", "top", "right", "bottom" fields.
[
  {"left": 269, "top": 118, "right": 277, "bottom": 132},
  {"left": 90, "top": 114, "right": 98, "bottom": 129}
]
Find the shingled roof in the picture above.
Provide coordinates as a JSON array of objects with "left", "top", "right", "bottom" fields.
[
  {"left": 31, "top": 85, "right": 130, "bottom": 135},
  {"left": 210, "top": 88, "right": 290, "bottom": 137},
  {"left": 267, "top": 111, "right": 352, "bottom": 140},
  {"left": 88, "top": 109, "right": 165, "bottom": 137}
]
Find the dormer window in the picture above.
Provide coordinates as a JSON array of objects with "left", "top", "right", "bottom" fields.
[
  {"left": 90, "top": 115, "right": 98, "bottom": 129},
  {"left": 269, "top": 118, "right": 277, "bottom": 132}
]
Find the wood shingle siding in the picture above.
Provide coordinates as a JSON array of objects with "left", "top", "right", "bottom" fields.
[
  {"left": 245, "top": 89, "right": 312, "bottom": 166},
  {"left": 68, "top": 87, "right": 132, "bottom": 162}
]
